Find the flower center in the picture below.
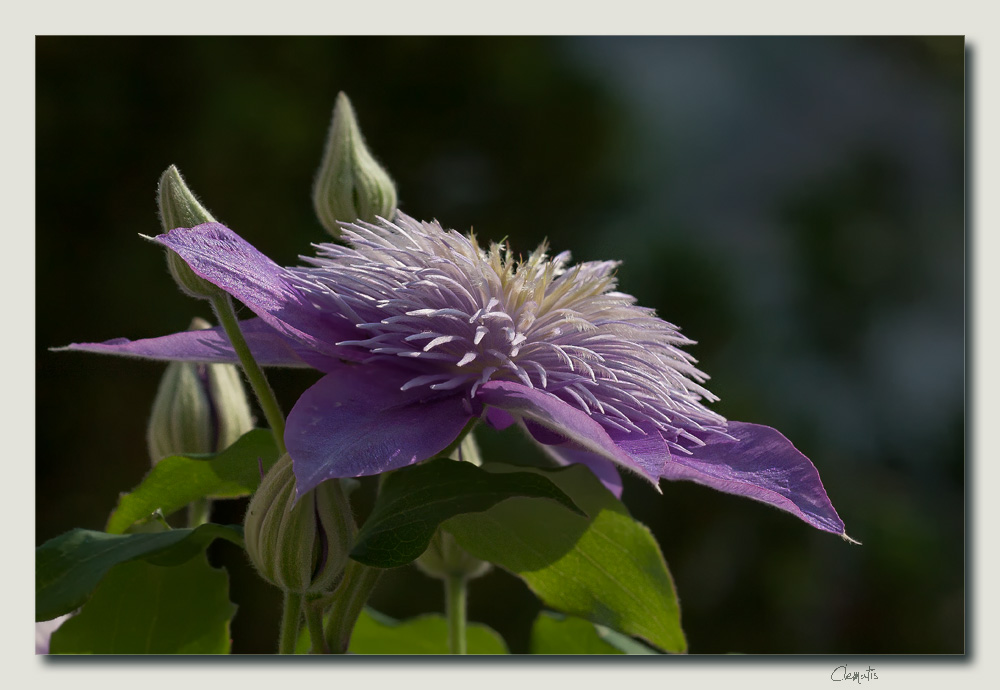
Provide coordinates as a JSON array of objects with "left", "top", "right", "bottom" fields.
[{"left": 291, "top": 215, "right": 728, "bottom": 446}]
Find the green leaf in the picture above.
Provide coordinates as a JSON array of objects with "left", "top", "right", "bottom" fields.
[
  {"left": 49, "top": 553, "right": 236, "bottom": 654},
  {"left": 36, "top": 523, "right": 243, "bottom": 621},
  {"left": 530, "top": 611, "right": 622, "bottom": 654},
  {"left": 294, "top": 607, "right": 508, "bottom": 654},
  {"left": 349, "top": 457, "right": 584, "bottom": 568},
  {"left": 106, "top": 429, "right": 279, "bottom": 534},
  {"left": 444, "top": 463, "right": 686, "bottom": 653},
  {"left": 595, "top": 623, "right": 660, "bottom": 655},
  {"left": 530, "top": 611, "right": 660, "bottom": 654},
  {"left": 351, "top": 608, "right": 508, "bottom": 654}
]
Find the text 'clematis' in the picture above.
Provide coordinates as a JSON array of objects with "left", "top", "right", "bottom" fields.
[{"left": 66, "top": 214, "right": 851, "bottom": 538}]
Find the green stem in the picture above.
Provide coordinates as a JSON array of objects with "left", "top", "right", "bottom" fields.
[
  {"left": 445, "top": 573, "right": 467, "bottom": 655},
  {"left": 323, "top": 560, "right": 383, "bottom": 653},
  {"left": 186, "top": 497, "right": 212, "bottom": 527},
  {"left": 278, "top": 592, "right": 303, "bottom": 654},
  {"left": 209, "top": 294, "right": 286, "bottom": 455},
  {"left": 305, "top": 598, "right": 330, "bottom": 654}
]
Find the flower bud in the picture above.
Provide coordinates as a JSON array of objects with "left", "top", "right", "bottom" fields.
[
  {"left": 244, "top": 454, "right": 356, "bottom": 594},
  {"left": 312, "top": 92, "right": 397, "bottom": 237},
  {"left": 157, "top": 165, "right": 221, "bottom": 299},
  {"left": 146, "top": 317, "right": 254, "bottom": 464}
]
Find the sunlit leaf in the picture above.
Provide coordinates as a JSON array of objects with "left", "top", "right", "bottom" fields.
[
  {"left": 445, "top": 463, "right": 686, "bottom": 653},
  {"left": 293, "top": 607, "right": 508, "bottom": 654},
  {"left": 106, "top": 429, "right": 279, "bottom": 533}
]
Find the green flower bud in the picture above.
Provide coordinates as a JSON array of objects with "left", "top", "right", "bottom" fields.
[
  {"left": 146, "top": 317, "right": 254, "bottom": 464},
  {"left": 157, "top": 165, "right": 221, "bottom": 299},
  {"left": 415, "top": 528, "right": 492, "bottom": 581},
  {"left": 244, "top": 454, "right": 356, "bottom": 595},
  {"left": 312, "top": 92, "right": 398, "bottom": 237}
]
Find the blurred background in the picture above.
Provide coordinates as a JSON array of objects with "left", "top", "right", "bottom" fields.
[{"left": 36, "top": 36, "right": 964, "bottom": 654}]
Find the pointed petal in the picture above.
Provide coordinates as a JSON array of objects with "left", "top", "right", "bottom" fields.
[
  {"left": 154, "top": 223, "right": 352, "bottom": 357},
  {"left": 668, "top": 421, "right": 847, "bottom": 535},
  {"left": 286, "top": 363, "right": 473, "bottom": 496},
  {"left": 475, "top": 380, "right": 662, "bottom": 482},
  {"left": 56, "top": 318, "right": 333, "bottom": 368}
]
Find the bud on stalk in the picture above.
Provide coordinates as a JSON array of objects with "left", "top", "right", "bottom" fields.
[
  {"left": 312, "top": 92, "right": 397, "bottom": 237},
  {"left": 157, "top": 165, "right": 221, "bottom": 299}
]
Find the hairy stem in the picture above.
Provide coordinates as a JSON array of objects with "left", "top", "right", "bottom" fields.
[
  {"left": 323, "top": 560, "right": 383, "bottom": 653},
  {"left": 305, "top": 598, "right": 330, "bottom": 654},
  {"left": 278, "top": 592, "right": 303, "bottom": 654},
  {"left": 209, "top": 293, "right": 286, "bottom": 455}
]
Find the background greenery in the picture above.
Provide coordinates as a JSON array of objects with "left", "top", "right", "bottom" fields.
[{"left": 36, "top": 36, "right": 964, "bottom": 654}]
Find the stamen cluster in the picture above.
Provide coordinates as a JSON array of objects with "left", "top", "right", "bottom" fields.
[{"left": 287, "top": 215, "right": 727, "bottom": 450}]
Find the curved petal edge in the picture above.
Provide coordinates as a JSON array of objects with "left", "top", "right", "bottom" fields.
[
  {"left": 669, "top": 421, "right": 852, "bottom": 537},
  {"left": 286, "top": 363, "right": 473, "bottom": 497}
]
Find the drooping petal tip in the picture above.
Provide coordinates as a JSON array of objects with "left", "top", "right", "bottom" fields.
[{"left": 664, "top": 421, "right": 848, "bottom": 535}]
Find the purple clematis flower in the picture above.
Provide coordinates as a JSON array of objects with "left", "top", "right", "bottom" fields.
[{"left": 65, "top": 214, "right": 851, "bottom": 537}]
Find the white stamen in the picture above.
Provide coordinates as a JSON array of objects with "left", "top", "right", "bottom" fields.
[
  {"left": 423, "top": 335, "right": 459, "bottom": 351},
  {"left": 400, "top": 374, "right": 450, "bottom": 391}
]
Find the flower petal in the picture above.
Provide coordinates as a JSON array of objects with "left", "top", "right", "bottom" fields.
[
  {"left": 56, "top": 318, "right": 336, "bottom": 368},
  {"left": 539, "top": 443, "right": 624, "bottom": 499},
  {"left": 155, "top": 223, "right": 353, "bottom": 357},
  {"left": 484, "top": 407, "right": 516, "bottom": 430},
  {"left": 519, "top": 419, "right": 624, "bottom": 496},
  {"left": 286, "top": 363, "right": 473, "bottom": 496},
  {"left": 475, "top": 380, "right": 663, "bottom": 482},
  {"left": 667, "top": 421, "right": 847, "bottom": 535}
]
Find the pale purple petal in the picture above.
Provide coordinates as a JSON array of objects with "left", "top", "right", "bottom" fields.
[
  {"left": 56, "top": 317, "right": 340, "bottom": 369},
  {"left": 287, "top": 363, "right": 473, "bottom": 496},
  {"left": 475, "top": 380, "right": 662, "bottom": 483},
  {"left": 666, "top": 421, "right": 847, "bottom": 535},
  {"left": 155, "top": 223, "right": 354, "bottom": 358}
]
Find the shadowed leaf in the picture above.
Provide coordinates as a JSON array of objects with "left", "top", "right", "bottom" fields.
[
  {"left": 36, "top": 523, "right": 243, "bottom": 621},
  {"left": 49, "top": 553, "right": 236, "bottom": 654},
  {"left": 350, "top": 458, "right": 583, "bottom": 568}
]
